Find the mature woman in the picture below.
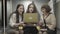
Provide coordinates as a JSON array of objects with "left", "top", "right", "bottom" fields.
[{"left": 40, "top": 4, "right": 56, "bottom": 34}]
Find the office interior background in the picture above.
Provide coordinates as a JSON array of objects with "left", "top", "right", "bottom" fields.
[{"left": 0, "top": 0, "right": 60, "bottom": 34}]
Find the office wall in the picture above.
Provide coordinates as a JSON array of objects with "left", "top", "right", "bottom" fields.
[
  {"left": 56, "top": 0, "right": 60, "bottom": 3},
  {"left": 55, "top": 1, "right": 60, "bottom": 34},
  {"left": 55, "top": 1, "right": 60, "bottom": 29},
  {"left": 48, "top": 0, "right": 54, "bottom": 14}
]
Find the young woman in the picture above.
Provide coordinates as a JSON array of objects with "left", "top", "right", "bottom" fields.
[
  {"left": 9, "top": 4, "right": 24, "bottom": 27},
  {"left": 9, "top": 4, "right": 24, "bottom": 34},
  {"left": 40, "top": 4, "right": 56, "bottom": 34},
  {"left": 23, "top": 2, "right": 39, "bottom": 34}
]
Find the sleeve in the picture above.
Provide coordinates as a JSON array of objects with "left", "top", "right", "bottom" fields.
[
  {"left": 48, "top": 14, "right": 56, "bottom": 30},
  {"left": 9, "top": 14, "right": 16, "bottom": 27}
]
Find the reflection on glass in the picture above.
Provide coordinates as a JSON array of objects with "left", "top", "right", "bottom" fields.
[{"left": 0, "top": 0, "right": 2, "bottom": 28}]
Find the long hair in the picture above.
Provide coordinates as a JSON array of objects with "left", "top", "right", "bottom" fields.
[
  {"left": 15, "top": 4, "right": 24, "bottom": 23},
  {"left": 26, "top": 2, "right": 38, "bottom": 13},
  {"left": 9, "top": 4, "right": 24, "bottom": 23},
  {"left": 16, "top": 4, "right": 24, "bottom": 23}
]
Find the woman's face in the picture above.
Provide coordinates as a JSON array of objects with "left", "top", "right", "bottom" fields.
[
  {"left": 18, "top": 6, "right": 24, "bottom": 14},
  {"left": 29, "top": 5, "right": 34, "bottom": 13},
  {"left": 41, "top": 8, "right": 47, "bottom": 14}
]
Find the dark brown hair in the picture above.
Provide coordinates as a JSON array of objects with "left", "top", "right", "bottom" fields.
[
  {"left": 26, "top": 2, "right": 38, "bottom": 13},
  {"left": 41, "top": 5, "right": 51, "bottom": 13},
  {"left": 16, "top": 4, "right": 24, "bottom": 23},
  {"left": 16, "top": 4, "right": 24, "bottom": 14},
  {"left": 9, "top": 4, "right": 24, "bottom": 23}
]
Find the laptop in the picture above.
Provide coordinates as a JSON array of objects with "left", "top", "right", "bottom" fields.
[{"left": 23, "top": 13, "right": 39, "bottom": 24}]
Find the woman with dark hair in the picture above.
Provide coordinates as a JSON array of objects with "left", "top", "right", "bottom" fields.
[
  {"left": 23, "top": 2, "right": 39, "bottom": 34},
  {"left": 26, "top": 2, "right": 37, "bottom": 13},
  {"left": 40, "top": 4, "right": 56, "bottom": 34},
  {"left": 9, "top": 4, "right": 24, "bottom": 34}
]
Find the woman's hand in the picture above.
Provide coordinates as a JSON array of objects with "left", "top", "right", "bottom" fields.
[
  {"left": 14, "top": 22, "right": 24, "bottom": 27},
  {"left": 13, "top": 24, "right": 19, "bottom": 28},
  {"left": 40, "top": 29, "right": 47, "bottom": 31},
  {"left": 19, "top": 22, "right": 26, "bottom": 26},
  {"left": 38, "top": 21, "right": 43, "bottom": 26}
]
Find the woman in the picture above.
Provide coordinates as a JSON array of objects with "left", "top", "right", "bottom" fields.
[
  {"left": 40, "top": 4, "right": 56, "bottom": 34},
  {"left": 9, "top": 4, "right": 24, "bottom": 34},
  {"left": 23, "top": 2, "right": 39, "bottom": 34}
]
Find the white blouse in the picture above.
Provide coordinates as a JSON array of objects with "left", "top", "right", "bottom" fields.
[{"left": 9, "top": 13, "right": 23, "bottom": 27}]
